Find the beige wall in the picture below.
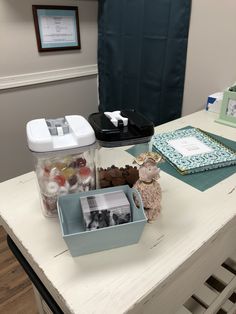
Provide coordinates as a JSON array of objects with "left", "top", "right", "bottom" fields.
[
  {"left": 1, "top": 0, "right": 236, "bottom": 182},
  {"left": 0, "top": 79, "right": 98, "bottom": 181},
  {"left": 182, "top": 0, "right": 236, "bottom": 115},
  {"left": 0, "top": 0, "right": 98, "bottom": 182},
  {"left": 0, "top": 0, "right": 97, "bottom": 75}
]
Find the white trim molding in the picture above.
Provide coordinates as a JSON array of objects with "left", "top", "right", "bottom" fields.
[{"left": 0, "top": 64, "right": 98, "bottom": 90}]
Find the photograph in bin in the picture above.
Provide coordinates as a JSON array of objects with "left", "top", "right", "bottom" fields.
[{"left": 80, "top": 190, "right": 131, "bottom": 231}]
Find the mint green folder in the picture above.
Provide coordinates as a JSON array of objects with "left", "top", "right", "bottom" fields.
[
  {"left": 152, "top": 127, "right": 236, "bottom": 175},
  {"left": 127, "top": 127, "right": 236, "bottom": 191}
]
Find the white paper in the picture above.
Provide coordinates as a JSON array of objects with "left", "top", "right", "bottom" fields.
[
  {"left": 168, "top": 136, "right": 213, "bottom": 157},
  {"left": 40, "top": 15, "right": 76, "bottom": 44}
]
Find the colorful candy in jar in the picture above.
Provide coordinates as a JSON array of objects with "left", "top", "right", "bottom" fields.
[
  {"left": 27, "top": 115, "right": 96, "bottom": 218},
  {"left": 38, "top": 153, "right": 95, "bottom": 213},
  {"left": 78, "top": 166, "right": 94, "bottom": 191}
]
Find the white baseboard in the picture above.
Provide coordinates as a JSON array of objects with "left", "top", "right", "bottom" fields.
[{"left": 0, "top": 64, "right": 98, "bottom": 90}]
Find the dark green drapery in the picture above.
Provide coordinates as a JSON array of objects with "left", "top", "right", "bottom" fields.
[{"left": 98, "top": 0, "right": 192, "bottom": 125}]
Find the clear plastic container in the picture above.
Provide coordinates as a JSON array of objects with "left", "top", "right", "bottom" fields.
[
  {"left": 88, "top": 110, "right": 154, "bottom": 189},
  {"left": 27, "top": 116, "right": 96, "bottom": 217}
]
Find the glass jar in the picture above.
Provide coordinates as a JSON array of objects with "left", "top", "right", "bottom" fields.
[
  {"left": 89, "top": 110, "right": 154, "bottom": 189},
  {"left": 27, "top": 116, "right": 96, "bottom": 217}
]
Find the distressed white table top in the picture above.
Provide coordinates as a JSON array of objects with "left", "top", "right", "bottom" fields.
[{"left": 0, "top": 110, "right": 236, "bottom": 314}]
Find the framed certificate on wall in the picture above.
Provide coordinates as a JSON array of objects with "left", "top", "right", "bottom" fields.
[{"left": 32, "top": 5, "right": 81, "bottom": 52}]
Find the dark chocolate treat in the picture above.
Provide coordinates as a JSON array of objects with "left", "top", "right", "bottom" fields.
[
  {"left": 69, "top": 161, "right": 77, "bottom": 168},
  {"left": 68, "top": 174, "right": 78, "bottom": 186},
  {"left": 98, "top": 166, "right": 139, "bottom": 188},
  {"left": 76, "top": 157, "right": 86, "bottom": 168},
  {"left": 99, "top": 170, "right": 106, "bottom": 180},
  {"left": 107, "top": 167, "right": 122, "bottom": 178},
  {"left": 122, "top": 169, "right": 129, "bottom": 178},
  {"left": 103, "top": 171, "right": 113, "bottom": 182},
  {"left": 100, "top": 179, "right": 111, "bottom": 188},
  {"left": 125, "top": 167, "right": 139, "bottom": 186},
  {"left": 111, "top": 177, "right": 126, "bottom": 186}
]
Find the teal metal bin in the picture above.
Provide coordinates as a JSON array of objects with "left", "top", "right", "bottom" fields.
[{"left": 57, "top": 185, "right": 147, "bottom": 256}]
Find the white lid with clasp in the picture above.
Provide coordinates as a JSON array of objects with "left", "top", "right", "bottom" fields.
[{"left": 26, "top": 115, "right": 96, "bottom": 152}]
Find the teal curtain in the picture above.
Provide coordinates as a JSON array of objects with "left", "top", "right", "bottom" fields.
[{"left": 98, "top": 0, "right": 192, "bottom": 125}]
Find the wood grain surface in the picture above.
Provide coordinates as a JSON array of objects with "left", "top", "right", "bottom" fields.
[{"left": 0, "top": 226, "right": 38, "bottom": 314}]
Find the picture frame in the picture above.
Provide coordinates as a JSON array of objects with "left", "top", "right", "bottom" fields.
[
  {"left": 215, "top": 90, "right": 236, "bottom": 128},
  {"left": 32, "top": 5, "right": 81, "bottom": 52}
]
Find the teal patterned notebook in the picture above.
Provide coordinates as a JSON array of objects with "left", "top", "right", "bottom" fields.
[{"left": 152, "top": 127, "right": 236, "bottom": 175}]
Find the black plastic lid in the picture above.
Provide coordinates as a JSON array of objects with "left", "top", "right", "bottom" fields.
[{"left": 88, "top": 110, "right": 154, "bottom": 147}]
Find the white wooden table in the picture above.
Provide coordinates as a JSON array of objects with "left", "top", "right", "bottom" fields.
[{"left": 0, "top": 110, "right": 236, "bottom": 314}]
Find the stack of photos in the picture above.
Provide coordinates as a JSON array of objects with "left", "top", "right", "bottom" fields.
[{"left": 80, "top": 190, "right": 131, "bottom": 231}]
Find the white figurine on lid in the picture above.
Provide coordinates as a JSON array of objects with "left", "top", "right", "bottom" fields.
[{"left": 133, "top": 152, "right": 162, "bottom": 222}]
